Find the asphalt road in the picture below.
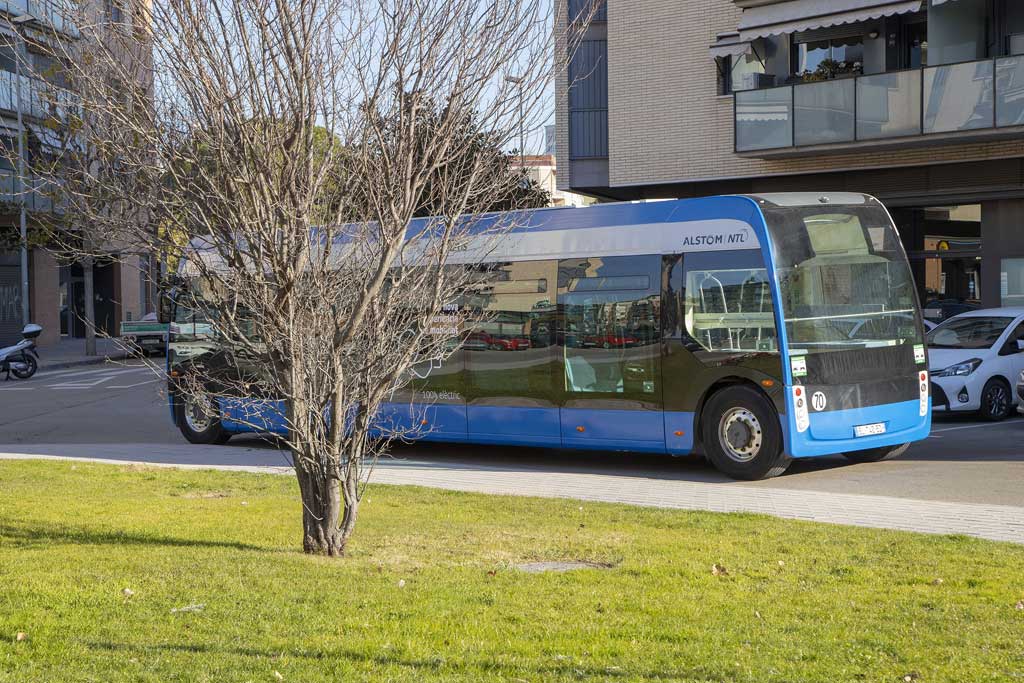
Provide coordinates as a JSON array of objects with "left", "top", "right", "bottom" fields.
[{"left": 2, "top": 361, "right": 1023, "bottom": 507}]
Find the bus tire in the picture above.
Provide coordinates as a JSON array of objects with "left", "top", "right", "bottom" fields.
[
  {"left": 175, "top": 393, "right": 232, "bottom": 445},
  {"left": 842, "top": 442, "right": 910, "bottom": 463},
  {"left": 701, "top": 385, "right": 790, "bottom": 480}
]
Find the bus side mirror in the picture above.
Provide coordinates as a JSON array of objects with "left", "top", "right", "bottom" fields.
[
  {"left": 1017, "top": 340, "right": 1024, "bottom": 352},
  {"left": 158, "top": 288, "right": 173, "bottom": 324},
  {"left": 157, "top": 275, "right": 185, "bottom": 324}
]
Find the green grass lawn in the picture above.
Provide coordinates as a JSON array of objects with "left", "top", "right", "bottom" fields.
[{"left": 1, "top": 460, "right": 1022, "bottom": 682}]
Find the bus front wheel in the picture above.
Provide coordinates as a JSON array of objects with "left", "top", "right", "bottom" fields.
[
  {"left": 175, "top": 393, "right": 232, "bottom": 445},
  {"left": 701, "top": 385, "right": 791, "bottom": 480},
  {"left": 842, "top": 442, "right": 909, "bottom": 463}
]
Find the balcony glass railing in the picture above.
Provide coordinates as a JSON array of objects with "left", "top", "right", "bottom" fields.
[
  {"left": 0, "top": 168, "right": 64, "bottom": 214},
  {"left": 3, "top": 0, "right": 79, "bottom": 37},
  {"left": 735, "top": 56, "right": 1024, "bottom": 153},
  {"left": 0, "top": 70, "right": 80, "bottom": 122}
]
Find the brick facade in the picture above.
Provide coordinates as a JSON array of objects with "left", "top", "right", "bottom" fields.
[{"left": 560, "top": 0, "right": 1024, "bottom": 194}]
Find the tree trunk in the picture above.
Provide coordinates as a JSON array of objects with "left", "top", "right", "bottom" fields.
[
  {"left": 294, "top": 465, "right": 354, "bottom": 556},
  {"left": 82, "top": 257, "right": 96, "bottom": 357}
]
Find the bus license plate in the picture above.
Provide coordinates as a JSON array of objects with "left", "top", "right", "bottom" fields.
[{"left": 854, "top": 423, "right": 886, "bottom": 437}]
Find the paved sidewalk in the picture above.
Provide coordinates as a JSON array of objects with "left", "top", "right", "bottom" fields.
[
  {"left": 2, "top": 442, "right": 1023, "bottom": 545},
  {"left": 37, "top": 337, "right": 130, "bottom": 370}
]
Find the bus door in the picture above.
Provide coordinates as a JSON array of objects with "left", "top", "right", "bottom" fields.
[
  {"left": 557, "top": 255, "right": 665, "bottom": 452},
  {"left": 463, "top": 260, "right": 562, "bottom": 446},
  {"left": 662, "top": 249, "right": 782, "bottom": 453}
]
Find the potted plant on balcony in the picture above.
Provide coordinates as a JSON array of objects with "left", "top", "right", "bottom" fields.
[{"left": 801, "top": 59, "right": 863, "bottom": 82}]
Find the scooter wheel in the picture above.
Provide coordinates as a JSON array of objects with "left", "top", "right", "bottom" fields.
[{"left": 12, "top": 355, "right": 37, "bottom": 379}]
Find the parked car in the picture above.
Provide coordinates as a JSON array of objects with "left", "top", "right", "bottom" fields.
[
  {"left": 927, "top": 308, "right": 1024, "bottom": 420},
  {"left": 463, "top": 332, "right": 531, "bottom": 351},
  {"left": 922, "top": 298, "right": 979, "bottom": 323},
  {"left": 585, "top": 333, "right": 637, "bottom": 349},
  {"left": 121, "top": 312, "right": 169, "bottom": 356}
]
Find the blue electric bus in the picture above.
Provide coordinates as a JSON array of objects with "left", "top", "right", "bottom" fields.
[{"left": 167, "top": 193, "right": 931, "bottom": 479}]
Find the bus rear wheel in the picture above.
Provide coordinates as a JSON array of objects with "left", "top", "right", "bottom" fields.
[
  {"left": 701, "top": 385, "right": 790, "bottom": 480},
  {"left": 176, "top": 393, "right": 232, "bottom": 445},
  {"left": 842, "top": 442, "right": 909, "bottom": 463}
]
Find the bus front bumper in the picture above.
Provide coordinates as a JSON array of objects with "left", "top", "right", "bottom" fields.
[{"left": 786, "top": 398, "right": 931, "bottom": 458}]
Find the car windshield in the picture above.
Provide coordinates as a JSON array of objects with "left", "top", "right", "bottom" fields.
[
  {"left": 763, "top": 201, "right": 924, "bottom": 355},
  {"left": 926, "top": 316, "right": 1013, "bottom": 349}
]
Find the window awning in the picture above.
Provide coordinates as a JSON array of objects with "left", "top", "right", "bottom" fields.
[
  {"left": 737, "top": 0, "right": 924, "bottom": 42},
  {"left": 709, "top": 32, "right": 752, "bottom": 60}
]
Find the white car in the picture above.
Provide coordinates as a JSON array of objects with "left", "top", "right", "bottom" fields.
[{"left": 927, "top": 308, "right": 1024, "bottom": 420}]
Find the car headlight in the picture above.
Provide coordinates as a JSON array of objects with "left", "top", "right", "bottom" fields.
[{"left": 935, "top": 358, "right": 982, "bottom": 377}]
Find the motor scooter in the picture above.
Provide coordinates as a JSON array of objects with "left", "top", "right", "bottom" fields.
[{"left": 0, "top": 323, "right": 42, "bottom": 380}]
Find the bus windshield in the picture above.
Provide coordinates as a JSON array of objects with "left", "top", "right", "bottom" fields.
[{"left": 763, "top": 203, "right": 923, "bottom": 356}]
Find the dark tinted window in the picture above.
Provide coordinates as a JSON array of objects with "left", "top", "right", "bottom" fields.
[
  {"left": 464, "top": 261, "right": 559, "bottom": 405},
  {"left": 927, "top": 316, "right": 1013, "bottom": 349},
  {"left": 559, "top": 256, "right": 661, "bottom": 400}
]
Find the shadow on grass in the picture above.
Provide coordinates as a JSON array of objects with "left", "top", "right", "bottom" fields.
[
  {"left": 0, "top": 522, "right": 272, "bottom": 553},
  {"left": 84, "top": 641, "right": 708, "bottom": 681}
]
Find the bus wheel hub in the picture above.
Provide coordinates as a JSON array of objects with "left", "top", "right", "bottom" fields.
[
  {"left": 719, "top": 408, "right": 762, "bottom": 462},
  {"left": 185, "top": 395, "right": 214, "bottom": 433}
]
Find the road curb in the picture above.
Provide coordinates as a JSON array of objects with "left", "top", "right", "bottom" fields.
[{"left": 38, "top": 352, "right": 132, "bottom": 372}]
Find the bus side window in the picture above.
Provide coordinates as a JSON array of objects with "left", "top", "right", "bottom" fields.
[
  {"left": 463, "top": 260, "right": 558, "bottom": 403},
  {"left": 558, "top": 256, "right": 661, "bottom": 399},
  {"left": 681, "top": 250, "right": 777, "bottom": 353}
]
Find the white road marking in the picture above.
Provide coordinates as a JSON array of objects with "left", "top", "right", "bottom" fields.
[
  {"left": 46, "top": 368, "right": 156, "bottom": 389},
  {"left": 930, "top": 423, "right": 998, "bottom": 434},
  {"left": 107, "top": 379, "right": 160, "bottom": 389},
  {"left": 39, "top": 365, "right": 144, "bottom": 379}
]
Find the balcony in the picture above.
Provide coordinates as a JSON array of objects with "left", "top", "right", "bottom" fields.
[
  {"left": 3, "top": 0, "right": 79, "bottom": 37},
  {"left": 0, "top": 70, "right": 80, "bottom": 123},
  {"left": 735, "top": 56, "right": 1024, "bottom": 157},
  {"left": 0, "top": 169, "right": 64, "bottom": 214}
]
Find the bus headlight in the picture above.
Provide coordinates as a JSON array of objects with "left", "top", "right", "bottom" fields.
[{"left": 934, "top": 359, "right": 982, "bottom": 377}]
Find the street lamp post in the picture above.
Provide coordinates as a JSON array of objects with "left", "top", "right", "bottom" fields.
[
  {"left": 504, "top": 74, "right": 525, "bottom": 168},
  {"left": 11, "top": 12, "right": 31, "bottom": 326}
]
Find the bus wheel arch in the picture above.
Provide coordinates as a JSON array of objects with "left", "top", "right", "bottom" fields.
[
  {"left": 693, "top": 377, "right": 774, "bottom": 447},
  {"left": 696, "top": 380, "right": 791, "bottom": 480},
  {"left": 174, "top": 391, "right": 232, "bottom": 445}
]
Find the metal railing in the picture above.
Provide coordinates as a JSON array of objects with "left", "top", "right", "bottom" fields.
[
  {"left": 3, "top": 0, "right": 79, "bottom": 37},
  {"left": 0, "top": 168, "right": 64, "bottom": 213},
  {"left": 735, "top": 55, "right": 1024, "bottom": 153},
  {"left": 0, "top": 70, "right": 80, "bottom": 122}
]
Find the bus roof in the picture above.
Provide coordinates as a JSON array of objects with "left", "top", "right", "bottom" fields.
[
  {"left": 405, "top": 192, "right": 878, "bottom": 238},
  {"left": 179, "top": 192, "right": 880, "bottom": 274}
]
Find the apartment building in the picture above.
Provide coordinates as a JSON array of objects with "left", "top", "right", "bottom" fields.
[
  {"left": 557, "top": 0, "right": 1024, "bottom": 310},
  {"left": 0, "top": 0, "right": 151, "bottom": 346},
  {"left": 512, "top": 154, "right": 596, "bottom": 207}
]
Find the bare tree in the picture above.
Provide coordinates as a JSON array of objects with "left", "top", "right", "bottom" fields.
[{"left": 20, "top": 0, "right": 592, "bottom": 555}]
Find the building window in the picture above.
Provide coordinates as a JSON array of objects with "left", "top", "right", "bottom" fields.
[
  {"left": 568, "top": 39, "right": 608, "bottom": 158},
  {"left": 31, "top": 52, "right": 69, "bottom": 89},
  {"left": 107, "top": 0, "right": 124, "bottom": 24},
  {"left": 718, "top": 50, "right": 768, "bottom": 94},
  {"left": 0, "top": 137, "right": 16, "bottom": 172},
  {"left": 1001, "top": 259, "right": 1024, "bottom": 306},
  {"left": 793, "top": 35, "right": 864, "bottom": 78},
  {"left": 0, "top": 43, "right": 17, "bottom": 74}
]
